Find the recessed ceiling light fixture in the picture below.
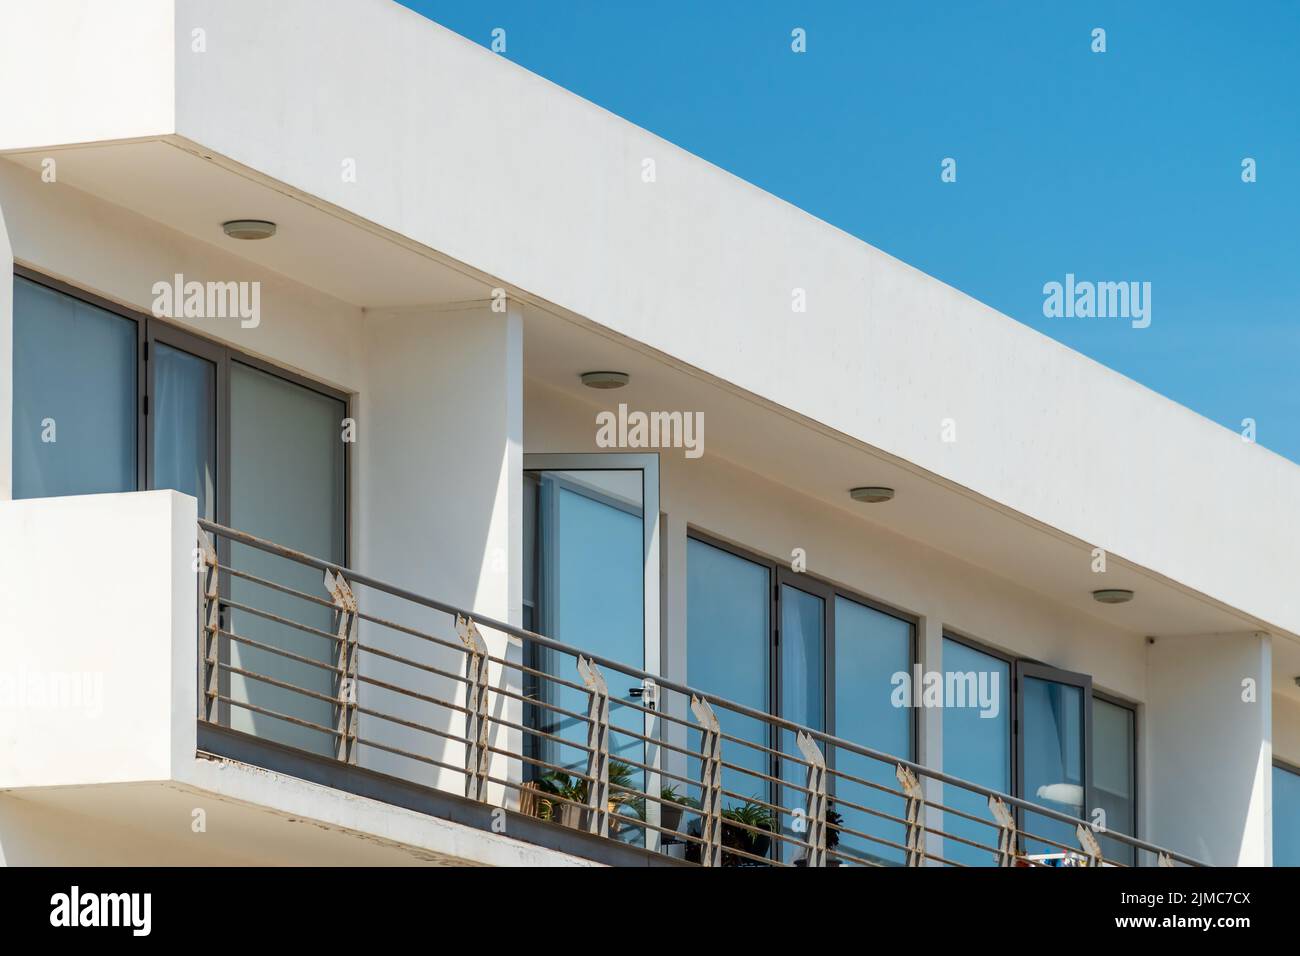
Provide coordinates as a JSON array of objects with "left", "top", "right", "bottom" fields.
[
  {"left": 222, "top": 219, "right": 277, "bottom": 240},
  {"left": 849, "top": 486, "right": 895, "bottom": 504},
  {"left": 580, "top": 371, "right": 630, "bottom": 390},
  {"left": 1092, "top": 589, "right": 1135, "bottom": 605}
]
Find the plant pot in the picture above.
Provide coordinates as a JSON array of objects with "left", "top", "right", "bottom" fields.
[
  {"left": 556, "top": 802, "right": 587, "bottom": 830},
  {"left": 661, "top": 803, "right": 684, "bottom": 833}
]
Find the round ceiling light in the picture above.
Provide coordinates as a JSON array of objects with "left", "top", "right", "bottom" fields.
[
  {"left": 222, "top": 219, "right": 277, "bottom": 240},
  {"left": 849, "top": 486, "right": 895, "bottom": 504},
  {"left": 1092, "top": 589, "right": 1135, "bottom": 605},
  {"left": 580, "top": 371, "right": 630, "bottom": 390}
]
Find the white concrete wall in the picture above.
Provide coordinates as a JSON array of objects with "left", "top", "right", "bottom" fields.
[
  {"left": 0, "top": 490, "right": 197, "bottom": 788},
  {"left": 153, "top": 0, "right": 1300, "bottom": 644},
  {"left": 0, "top": 0, "right": 175, "bottom": 151},
  {"left": 0, "top": 191, "right": 11, "bottom": 501},
  {"left": 1146, "top": 632, "right": 1272, "bottom": 865},
  {"left": 354, "top": 303, "right": 523, "bottom": 800}
]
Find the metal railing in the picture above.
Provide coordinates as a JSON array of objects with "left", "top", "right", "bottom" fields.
[{"left": 196, "top": 520, "right": 1204, "bottom": 868}]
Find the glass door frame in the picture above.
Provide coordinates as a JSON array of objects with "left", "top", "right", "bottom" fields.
[
  {"left": 523, "top": 451, "right": 662, "bottom": 848},
  {"left": 1014, "top": 659, "right": 1093, "bottom": 853}
]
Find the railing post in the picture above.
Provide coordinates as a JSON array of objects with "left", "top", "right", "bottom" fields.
[
  {"left": 324, "top": 568, "right": 359, "bottom": 764},
  {"left": 897, "top": 764, "right": 926, "bottom": 867},
  {"left": 1076, "top": 823, "right": 1103, "bottom": 867},
  {"left": 796, "top": 731, "right": 828, "bottom": 867},
  {"left": 577, "top": 656, "right": 611, "bottom": 837},
  {"left": 1158, "top": 852, "right": 1173, "bottom": 867},
  {"left": 456, "top": 614, "right": 491, "bottom": 802},
  {"left": 691, "top": 695, "right": 723, "bottom": 867},
  {"left": 197, "top": 526, "right": 220, "bottom": 724},
  {"left": 988, "top": 795, "right": 1018, "bottom": 866}
]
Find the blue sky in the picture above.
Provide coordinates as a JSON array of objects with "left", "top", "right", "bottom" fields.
[{"left": 402, "top": 1, "right": 1300, "bottom": 464}]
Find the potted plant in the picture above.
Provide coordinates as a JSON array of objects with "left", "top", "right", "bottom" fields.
[
  {"left": 659, "top": 785, "right": 700, "bottom": 833},
  {"left": 537, "top": 761, "right": 641, "bottom": 832},
  {"left": 720, "top": 800, "right": 775, "bottom": 865}
]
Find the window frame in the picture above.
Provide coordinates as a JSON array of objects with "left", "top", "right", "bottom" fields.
[
  {"left": 14, "top": 266, "right": 352, "bottom": 562},
  {"left": 1015, "top": 658, "right": 1094, "bottom": 849},
  {"left": 686, "top": 527, "right": 919, "bottom": 764}
]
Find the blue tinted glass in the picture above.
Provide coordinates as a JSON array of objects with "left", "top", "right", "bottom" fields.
[
  {"left": 227, "top": 363, "right": 346, "bottom": 757},
  {"left": 942, "top": 638, "right": 1011, "bottom": 866},
  {"left": 529, "top": 472, "right": 645, "bottom": 842},
  {"left": 834, "top": 597, "right": 912, "bottom": 865},
  {"left": 1093, "top": 697, "right": 1135, "bottom": 865},
  {"left": 13, "top": 276, "right": 136, "bottom": 498},
  {"left": 779, "top": 584, "right": 823, "bottom": 862},
  {"left": 1275, "top": 765, "right": 1300, "bottom": 866},
  {"left": 1022, "top": 677, "right": 1085, "bottom": 856},
  {"left": 687, "top": 538, "right": 770, "bottom": 812},
  {"left": 152, "top": 342, "right": 216, "bottom": 520}
]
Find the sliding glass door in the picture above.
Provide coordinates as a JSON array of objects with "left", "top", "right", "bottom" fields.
[
  {"left": 226, "top": 362, "right": 347, "bottom": 755},
  {"left": 1017, "top": 661, "right": 1091, "bottom": 858},
  {"left": 942, "top": 637, "right": 1012, "bottom": 866},
  {"left": 523, "top": 453, "right": 660, "bottom": 844}
]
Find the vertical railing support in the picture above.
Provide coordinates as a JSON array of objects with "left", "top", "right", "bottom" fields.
[
  {"left": 324, "top": 568, "right": 359, "bottom": 764},
  {"left": 897, "top": 764, "right": 926, "bottom": 867},
  {"left": 577, "top": 656, "right": 611, "bottom": 837},
  {"left": 1158, "top": 852, "right": 1173, "bottom": 867},
  {"left": 988, "top": 795, "right": 1018, "bottom": 866},
  {"left": 197, "top": 527, "right": 221, "bottom": 724},
  {"left": 456, "top": 614, "right": 491, "bottom": 802},
  {"left": 796, "top": 731, "right": 828, "bottom": 867},
  {"left": 691, "top": 695, "right": 723, "bottom": 867},
  {"left": 1076, "top": 824, "right": 1104, "bottom": 867}
]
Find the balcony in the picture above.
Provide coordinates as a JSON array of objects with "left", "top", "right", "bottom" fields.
[
  {"left": 187, "top": 518, "right": 1201, "bottom": 869},
  {"left": 0, "top": 488, "right": 1208, "bottom": 867}
]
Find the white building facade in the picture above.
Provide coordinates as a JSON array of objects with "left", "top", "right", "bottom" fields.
[{"left": 1, "top": 0, "right": 1297, "bottom": 868}]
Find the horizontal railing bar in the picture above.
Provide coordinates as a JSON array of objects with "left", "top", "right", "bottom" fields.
[
  {"left": 826, "top": 819, "right": 910, "bottom": 855},
  {"left": 355, "top": 642, "right": 469, "bottom": 686},
  {"left": 490, "top": 656, "right": 592, "bottom": 697},
  {"left": 219, "top": 598, "right": 343, "bottom": 645},
  {"left": 220, "top": 629, "right": 342, "bottom": 675},
  {"left": 718, "top": 760, "right": 814, "bottom": 797},
  {"left": 212, "top": 695, "right": 340, "bottom": 738},
  {"left": 201, "top": 518, "right": 1205, "bottom": 867},
  {"left": 355, "top": 673, "right": 469, "bottom": 715},
  {"left": 824, "top": 845, "right": 886, "bottom": 868},
  {"left": 825, "top": 764, "right": 907, "bottom": 802},
  {"left": 486, "top": 685, "right": 594, "bottom": 727},
  {"left": 354, "top": 705, "right": 466, "bottom": 746},
  {"left": 221, "top": 566, "right": 338, "bottom": 609},
  {"left": 356, "top": 736, "right": 466, "bottom": 777},
  {"left": 483, "top": 712, "right": 595, "bottom": 755},
  {"left": 353, "top": 609, "right": 472, "bottom": 658},
  {"left": 219, "top": 664, "right": 337, "bottom": 706}
]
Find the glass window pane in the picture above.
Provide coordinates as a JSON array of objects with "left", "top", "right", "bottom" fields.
[
  {"left": 13, "top": 276, "right": 136, "bottom": 498},
  {"left": 227, "top": 362, "right": 346, "bottom": 756},
  {"left": 833, "top": 597, "right": 912, "bottom": 865},
  {"left": 152, "top": 342, "right": 216, "bottom": 520},
  {"left": 687, "top": 538, "right": 770, "bottom": 848},
  {"left": 1274, "top": 765, "right": 1300, "bottom": 867},
  {"left": 1093, "top": 697, "right": 1136, "bottom": 865},
  {"left": 1022, "top": 676, "right": 1085, "bottom": 856},
  {"left": 779, "top": 584, "right": 823, "bottom": 862},
  {"left": 942, "top": 638, "right": 1011, "bottom": 866}
]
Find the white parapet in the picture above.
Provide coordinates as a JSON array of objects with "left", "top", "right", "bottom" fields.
[{"left": 0, "top": 489, "right": 198, "bottom": 788}]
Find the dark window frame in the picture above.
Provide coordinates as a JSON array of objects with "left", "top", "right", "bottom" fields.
[
  {"left": 14, "top": 265, "right": 352, "bottom": 562},
  {"left": 686, "top": 528, "right": 920, "bottom": 827}
]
